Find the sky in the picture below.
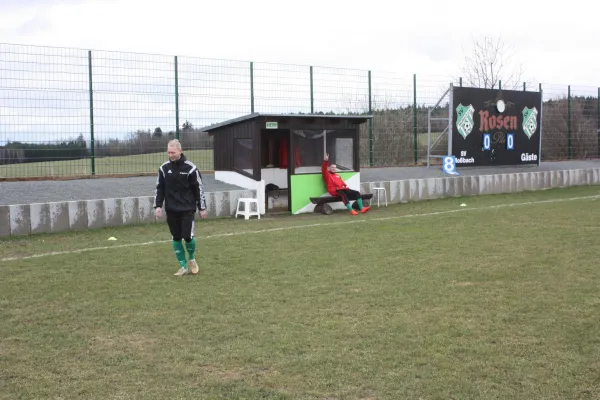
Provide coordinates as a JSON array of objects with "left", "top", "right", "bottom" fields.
[{"left": 0, "top": 0, "right": 598, "bottom": 144}]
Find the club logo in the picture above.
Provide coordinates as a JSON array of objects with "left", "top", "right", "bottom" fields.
[
  {"left": 455, "top": 103, "right": 475, "bottom": 139},
  {"left": 522, "top": 106, "right": 538, "bottom": 139}
]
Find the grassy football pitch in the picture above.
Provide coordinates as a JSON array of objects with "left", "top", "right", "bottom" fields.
[
  {"left": 1, "top": 186, "right": 600, "bottom": 399},
  {"left": 0, "top": 149, "right": 213, "bottom": 178}
]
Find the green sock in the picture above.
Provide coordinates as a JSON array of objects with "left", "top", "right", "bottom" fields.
[
  {"left": 172, "top": 240, "right": 187, "bottom": 268},
  {"left": 357, "top": 198, "right": 364, "bottom": 208},
  {"left": 185, "top": 238, "right": 196, "bottom": 260},
  {"left": 346, "top": 203, "right": 352, "bottom": 211}
]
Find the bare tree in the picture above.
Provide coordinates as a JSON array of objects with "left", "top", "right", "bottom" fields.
[{"left": 460, "top": 35, "right": 525, "bottom": 90}]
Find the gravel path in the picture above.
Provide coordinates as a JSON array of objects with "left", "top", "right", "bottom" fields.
[
  {"left": 360, "top": 160, "right": 600, "bottom": 182},
  {"left": 2, "top": 161, "right": 599, "bottom": 206},
  {"left": 0, "top": 174, "right": 244, "bottom": 206}
]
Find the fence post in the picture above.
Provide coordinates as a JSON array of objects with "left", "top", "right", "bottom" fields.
[
  {"left": 250, "top": 62, "right": 255, "bottom": 113},
  {"left": 310, "top": 66, "right": 314, "bottom": 114},
  {"left": 539, "top": 83, "right": 543, "bottom": 161},
  {"left": 597, "top": 87, "right": 599, "bottom": 159},
  {"left": 368, "top": 70, "right": 373, "bottom": 167},
  {"left": 538, "top": 85, "right": 543, "bottom": 166},
  {"left": 459, "top": 77, "right": 462, "bottom": 87},
  {"left": 499, "top": 80, "right": 502, "bottom": 90},
  {"left": 523, "top": 82, "right": 526, "bottom": 91},
  {"left": 87, "top": 50, "right": 95, "bottom": 176},
  {"left": 413, "top": 74, "right": 417, "bottom": 164},
  {"left": 174, "top": 56, "right": 180, "bottom": 140},
  {"left": 568, "top": 85, "right": 572, "bottom": 159}
]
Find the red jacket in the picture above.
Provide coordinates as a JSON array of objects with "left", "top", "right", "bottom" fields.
[
  {"left": 279, "top": 139, "right": 301, "bottom": 169},
  {"left": 322, "top": 160, "right": 348, "bottom": 195}
]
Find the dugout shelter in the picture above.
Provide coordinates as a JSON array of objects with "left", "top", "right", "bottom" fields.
[{"left": 201, "top": 113, "right": 372, "bottom": 215}]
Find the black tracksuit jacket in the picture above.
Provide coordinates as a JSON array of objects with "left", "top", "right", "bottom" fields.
[{"left": 153, "top": 154, "right": 207, "bottom": 213}]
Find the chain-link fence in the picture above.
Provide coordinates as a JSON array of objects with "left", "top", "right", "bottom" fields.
[{"left": 1, "top": 43, "right": 598, "bottom": 179}]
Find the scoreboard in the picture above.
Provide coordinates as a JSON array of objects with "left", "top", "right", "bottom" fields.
[{"left": 451, "top": 86, "right": 542, "bottom": 167}]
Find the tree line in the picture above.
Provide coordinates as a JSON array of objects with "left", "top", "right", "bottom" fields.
[
  {"left": 1, "top": 100, "right": 597, "bottom": 167},
  {"left": 0, "top": 121, "right": 211, "bottom": 166},
  {"left": 361, "top": 95, "right": 599, "bottom": 166}
]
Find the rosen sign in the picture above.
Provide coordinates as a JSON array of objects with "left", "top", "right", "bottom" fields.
[{"left": 452, "top": 87, "right": 542, "bottom": 166}]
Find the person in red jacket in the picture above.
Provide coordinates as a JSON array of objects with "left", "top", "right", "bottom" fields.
[{"left": 321, "top": 153, "right": 370, "bottom": 215}]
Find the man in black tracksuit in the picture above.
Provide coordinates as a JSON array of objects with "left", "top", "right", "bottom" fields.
[{"left": 153, "top": 139, "right": 207, "bottom": 276}]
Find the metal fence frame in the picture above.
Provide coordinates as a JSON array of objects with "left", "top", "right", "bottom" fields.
[{"left": 0, "top": 43, "right": 598, "bottom": 179}]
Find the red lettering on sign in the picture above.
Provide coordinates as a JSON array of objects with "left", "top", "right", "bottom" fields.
[
  {"left": 479, "top": 110, "right": 518, "bottom": 131},
  {"left": 479, "top": 110, "right": 489, "bottom": 131}
]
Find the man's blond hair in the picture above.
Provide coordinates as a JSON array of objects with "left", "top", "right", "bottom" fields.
[{"left": 168, "top": 139, "right": 182, "bottom": 151}]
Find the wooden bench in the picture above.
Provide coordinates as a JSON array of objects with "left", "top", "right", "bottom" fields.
[{"left": 309, "top": 193, "right": 373, "bottom": 215}]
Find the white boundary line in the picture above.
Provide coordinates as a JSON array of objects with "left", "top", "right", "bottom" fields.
[{"left": 1, "top": 194, "right": 599, "bottom": 263}]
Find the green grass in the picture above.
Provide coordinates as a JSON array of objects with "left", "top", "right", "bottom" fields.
[
  {"left": 2, "top": 186, "right": 600, "bottom": 399},
  {"left": 0, "top": 149, "right": 214, "bottom": 179}
]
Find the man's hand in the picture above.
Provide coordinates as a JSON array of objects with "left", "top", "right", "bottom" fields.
[
  {"left": 324, "top": 153, "right": 329, "bottom": 161},
  {"left": 199, "top": 210, "right": 207, "bottom": 219},
  {"left": 154, "top": 208, "right": 162, "bottom": 218}
]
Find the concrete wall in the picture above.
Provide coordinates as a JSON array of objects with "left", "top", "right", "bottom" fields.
[
  {"left": 1, "top": 168, "right": 598, "bottom": 237},
  {"left": 1, "top": 189, "right": 255, "bottom": 237},
  {"left": 358, "top": 168, "right": 600, "bottom": 206},
  {"left": 214, "top": 171, "right": 266, "bottom": 214}
]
